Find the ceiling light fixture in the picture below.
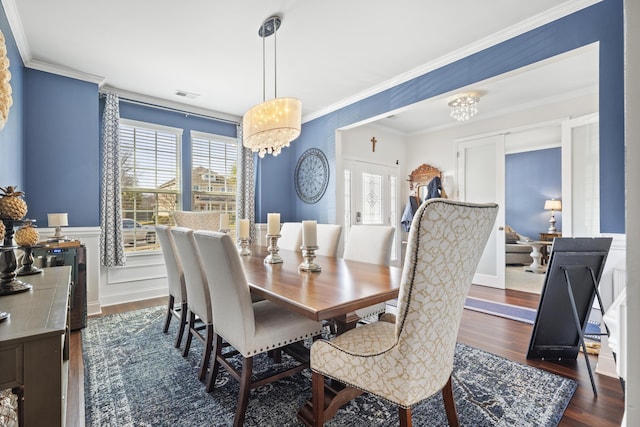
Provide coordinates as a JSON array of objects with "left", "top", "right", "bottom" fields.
[
  {"left": 242, "top": 16, "right": 301, "bottom": 158},
  {"left": 448, "top": 92, "right": 480, "bottom": 122}
]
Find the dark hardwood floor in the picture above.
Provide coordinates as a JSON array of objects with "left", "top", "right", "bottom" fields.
[{"left": 66, "top": 287, "right": 624, "bottom": 426}]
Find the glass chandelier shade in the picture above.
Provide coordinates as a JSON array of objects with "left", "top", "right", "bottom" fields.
[
  {"left": 242, "top": 16, "right": 301, "bottom": 158},
  {"left": 243, "top": 97, "right": 301, "bottom": 158},
  {"left": 448, "top": 93, "right": 479, "bottom": 122}
]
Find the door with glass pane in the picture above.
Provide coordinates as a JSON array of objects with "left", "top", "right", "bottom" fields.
[
  {"left": 344, "top": 160, "right": 399, "bottom": 262},
  {"left": 457, "top": 134, "right": 506, "bottom": 289}
]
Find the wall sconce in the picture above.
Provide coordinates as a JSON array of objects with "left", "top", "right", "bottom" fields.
[
  {"left": 543, "top": 199, "right": 562, "bottom": 232},
  {"left": 48, "top": 213, "right": 69, "bottom": 239}
]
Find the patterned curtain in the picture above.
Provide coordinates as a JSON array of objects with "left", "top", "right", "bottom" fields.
[
  {"left": 235, "top": 124, "right": 256, "bottom": 243},
  {"left": 100, "top": 92, "right": 126, "bottom": 266}
]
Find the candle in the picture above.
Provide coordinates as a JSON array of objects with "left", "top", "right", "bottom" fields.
[
  {"left": 219, "top": 213, "right": 229, "bottom": 230},
  {"left": 239, "top": 219, "right": 250, "bottom": 238},
  {"left": 302, "top": 220, "right": 317, "bottom": 247},
  {"left": 267, "top": 213, "right": 280, "bottom": 235}
]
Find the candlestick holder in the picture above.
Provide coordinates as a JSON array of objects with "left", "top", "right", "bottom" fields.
[
  {"left": 299, "top": 245, "right": 321, "bottom": 272},
  {"left": 238, "top": 237, "right": 251, "bottom": 256},
  {"left": 264, "top": 234, "right": 283, "bottom": 264},
  {"left": 0, "top": 219, "right": 33, "bottom": 296},
  {"left": 17, "top": 244, "right": 46, "bottom": 276}
]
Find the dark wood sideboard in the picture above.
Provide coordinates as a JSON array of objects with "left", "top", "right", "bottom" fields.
[{"left": 0, "top": 266, "right": 71, "bottom": 426}]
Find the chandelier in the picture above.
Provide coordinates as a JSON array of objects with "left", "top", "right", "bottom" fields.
[
  {"left": 448, "top": 93, "right": 479, "bottom": 122},
  {"left": 243, "top": 16, "right": 301, "bottom": 158}
]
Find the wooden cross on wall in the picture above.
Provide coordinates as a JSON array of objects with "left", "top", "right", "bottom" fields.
[{"left": 371, "top": 137, "right": 377, "bottom": 152}]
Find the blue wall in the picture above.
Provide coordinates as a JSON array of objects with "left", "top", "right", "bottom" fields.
[
  {"left": 0, "top": 6, "right": 25, "bottom": 189},
  {"left": 24, "top": 70, "right": 100, "bottom": 227},
  {"left": 116, "top": 101, "right": 236, "bottom": 210},
  {"left": 260, "top": 0, "right": 625, "bottom": 234},
  {"left": 506, "top": 148, "right": 562, "bottom": 239}
]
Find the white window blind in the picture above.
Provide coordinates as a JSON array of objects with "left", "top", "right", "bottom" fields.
[{"left": 119, "top": 119, "right": 182, "bottom": 251}]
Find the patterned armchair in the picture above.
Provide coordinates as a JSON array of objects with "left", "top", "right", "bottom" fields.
[{"left": 310, "top": 199, "right": 498, "bottom": 426}]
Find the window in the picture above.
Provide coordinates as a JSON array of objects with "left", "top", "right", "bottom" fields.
[
  {"left": 191, "top": 131, "right": 237, "bottom": 231},
  {"left": 120, "top": 119, "right": 182, "bottom": 251}
]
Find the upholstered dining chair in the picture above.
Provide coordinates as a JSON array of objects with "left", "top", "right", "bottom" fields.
[
  {"left": 315, "top": 224, "right": 342, "bottom": 257},
  {"left": 343, "top": 225, "right": 395, "bottom": 320},
  {"left": 169, "top": 227, "right": 214, "bottom": 382},
  {"left": 155, "top": 225, "right": 188, "bottom": 349},
  {"left": 193, "top": 230, "right": 324, "bottom": 427},
  {"left": 278, "top": 222, "right": 302, "bottom": 250},
  {"left": 172, "top": 210, "right": 220, "bottom": 231},
  {"left": 311, "top": 199, "right": 498, "bottom": 427}
]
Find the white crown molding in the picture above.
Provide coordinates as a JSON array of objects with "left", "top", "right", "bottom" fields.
[
  {"left": 101, "top": 86, "right": 241, "bottom": 124},
  {"left": 302, "top": 0, "right": 602, "bottom": 124},
  {"left": 26, "top": 58, "right": 106, "bottom": 85},
  {"left": 2, "top": 0, "right": 30, "bottom": 63}
]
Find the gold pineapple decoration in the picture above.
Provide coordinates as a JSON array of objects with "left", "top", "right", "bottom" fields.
[
  {"left": 15, "top": 221, "right": 39, "bottom": 247},
  {"left": 0, "top": 185, "right": 28, "bottom": 220},
  {"left": 0, "top": 220, "right": 5, "bottom": 242}
]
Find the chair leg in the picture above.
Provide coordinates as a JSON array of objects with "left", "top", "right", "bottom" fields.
[
  {"left": 199, "top": 323, "right": 214, "bottom": 381},
  {"left": 163, "top": 295, "right": 175, "bottom": 333},
  {"left": 174, "top": 302, "right": 188, "bottom": 349},
  {"left": 442, "top": 375, "right": 459, "bottom": 427},
  {"left": 399, "top": 406, "right": 412, "bottom": 427},
  {"left": 206, "top": 334, "right": 223, "bottom": 392},
  {"left": 182, "top": 311, "right": 195, "bottom": 358},
  {"left": 312, "top": 371, "right": 325, "bottom": 427},
  {"left": 234, "top": 357, "right": 254, "bottom": 427}
]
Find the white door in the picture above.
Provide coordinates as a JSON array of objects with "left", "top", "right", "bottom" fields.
[
  {"left": 343, "top": 160, "right": 399, "bottom": 262},
  {"left": 561, "top": 113, "right": 599, "bottom": 237},
  {"left": 457, "top": 134, "right": 506, "bottom": 288}
]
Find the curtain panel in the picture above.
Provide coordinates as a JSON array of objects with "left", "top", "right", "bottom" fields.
[
  {"left": 236, "top": 124, "right": 256, "bottom": 243},
  {"left": 100, "top": 92, "right": 126, "bottom": 267}
]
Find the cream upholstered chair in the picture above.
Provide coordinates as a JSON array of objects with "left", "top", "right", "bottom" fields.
[
  {"left": 172, "top": 210, "right": 220, "bottom": 230},
  {"left": 169, "top": 227, "right": 214, "bottom": 381},
  {"left": 193, "top": 230, "right": 324, "bottom": 427},
  {"left": 315, "top": 224, "right": 342, "bottom": 257},
  {"left": 278, "top": 222, "right": 302, "bottom": 250},
  {"left": 155, "top": 225, "right": 188, "bottom": 349},
  {"left": 311, "top": 199, "right": 498, "bottom": 426},
  {"left": 343, "top": 225, "right": 395, "bottom": 319}
]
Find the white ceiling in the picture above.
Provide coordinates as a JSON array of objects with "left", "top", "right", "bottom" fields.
[{"left": 4, "top": 0, "right": 598, "bottom": 133}]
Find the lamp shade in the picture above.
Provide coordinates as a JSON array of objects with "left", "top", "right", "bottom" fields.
[
  {"left": 544, "top": 200, "right": 562, "bottom": 211},
  {"left": 242, "top": 97, "right": 301, "bottom": 158},
  {"left": 47, "top": 213, "right": 69, "bottom": 227}
]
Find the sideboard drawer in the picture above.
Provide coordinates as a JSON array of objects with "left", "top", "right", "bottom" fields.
[{"left": 0, "top": 344, "right": 23, "bottom": 389}]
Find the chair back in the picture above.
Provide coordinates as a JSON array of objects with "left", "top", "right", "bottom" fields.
[
  {"left": 194, "top": 231, "right": 255, "bottom": 352},
  {"left": 278, "top": 222, "right": 302, "bottom": 251},
  {"left": 315, "top": 224, "right": 342, "bottom": 257},
  {"left": 343, "top": 225, "right": 394, "bottom": 265},
  {"left": 169, "top": 227, "right": 212, "bottom": 323},
  {"left": 173, "top": 210, "right": 220, "bottom": 231},
  {"left": 155, "top": 225, "right": 186, "bottom": 304},
  {"left": 395, "top": 199, "right": 498, "bottom": 388}
]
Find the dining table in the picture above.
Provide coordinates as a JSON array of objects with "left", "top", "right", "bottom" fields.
[
  {"left": 240, "top": 244, "right": 402, "bottom": 333},
  {"left": 238, "top": 244, "right": 403, "bottom": 426}
]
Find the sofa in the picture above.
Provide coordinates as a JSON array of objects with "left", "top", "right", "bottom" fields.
[{"left": 505, "top": 225, "right": 533, "bottom": 265}]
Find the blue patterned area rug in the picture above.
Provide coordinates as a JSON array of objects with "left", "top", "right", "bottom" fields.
[{"left": 83, "top": 306, "right": 577, "bottom": 427}]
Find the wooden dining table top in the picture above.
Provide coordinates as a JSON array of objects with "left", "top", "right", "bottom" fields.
[{"left": 239, "top": 245, "right": 402, "bottom": 323}]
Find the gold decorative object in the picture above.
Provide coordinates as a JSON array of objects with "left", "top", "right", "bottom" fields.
[
  {"left": 0, "top": 186, "right": 27, "bottom": 220},
  {"left": 15, "top": 221, "right": 39, "bottom": 247},
  {"left": 0, "top": 221, "right": 4, "bottom": 241},
  {"left": 0, "top": 31, "right": 13, "bottom": 130}
]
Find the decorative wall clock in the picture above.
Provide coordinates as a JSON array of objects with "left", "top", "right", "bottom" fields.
[{"left": 295, "top": 148, "right": 329, "bottom": 204}]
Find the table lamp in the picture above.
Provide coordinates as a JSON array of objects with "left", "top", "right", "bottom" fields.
[
  {"left": 543, "top": 199, "right": 561, "bottom": 232},
  {"left": 48, "top": 213, "right": 69, "bottom": 239}
]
